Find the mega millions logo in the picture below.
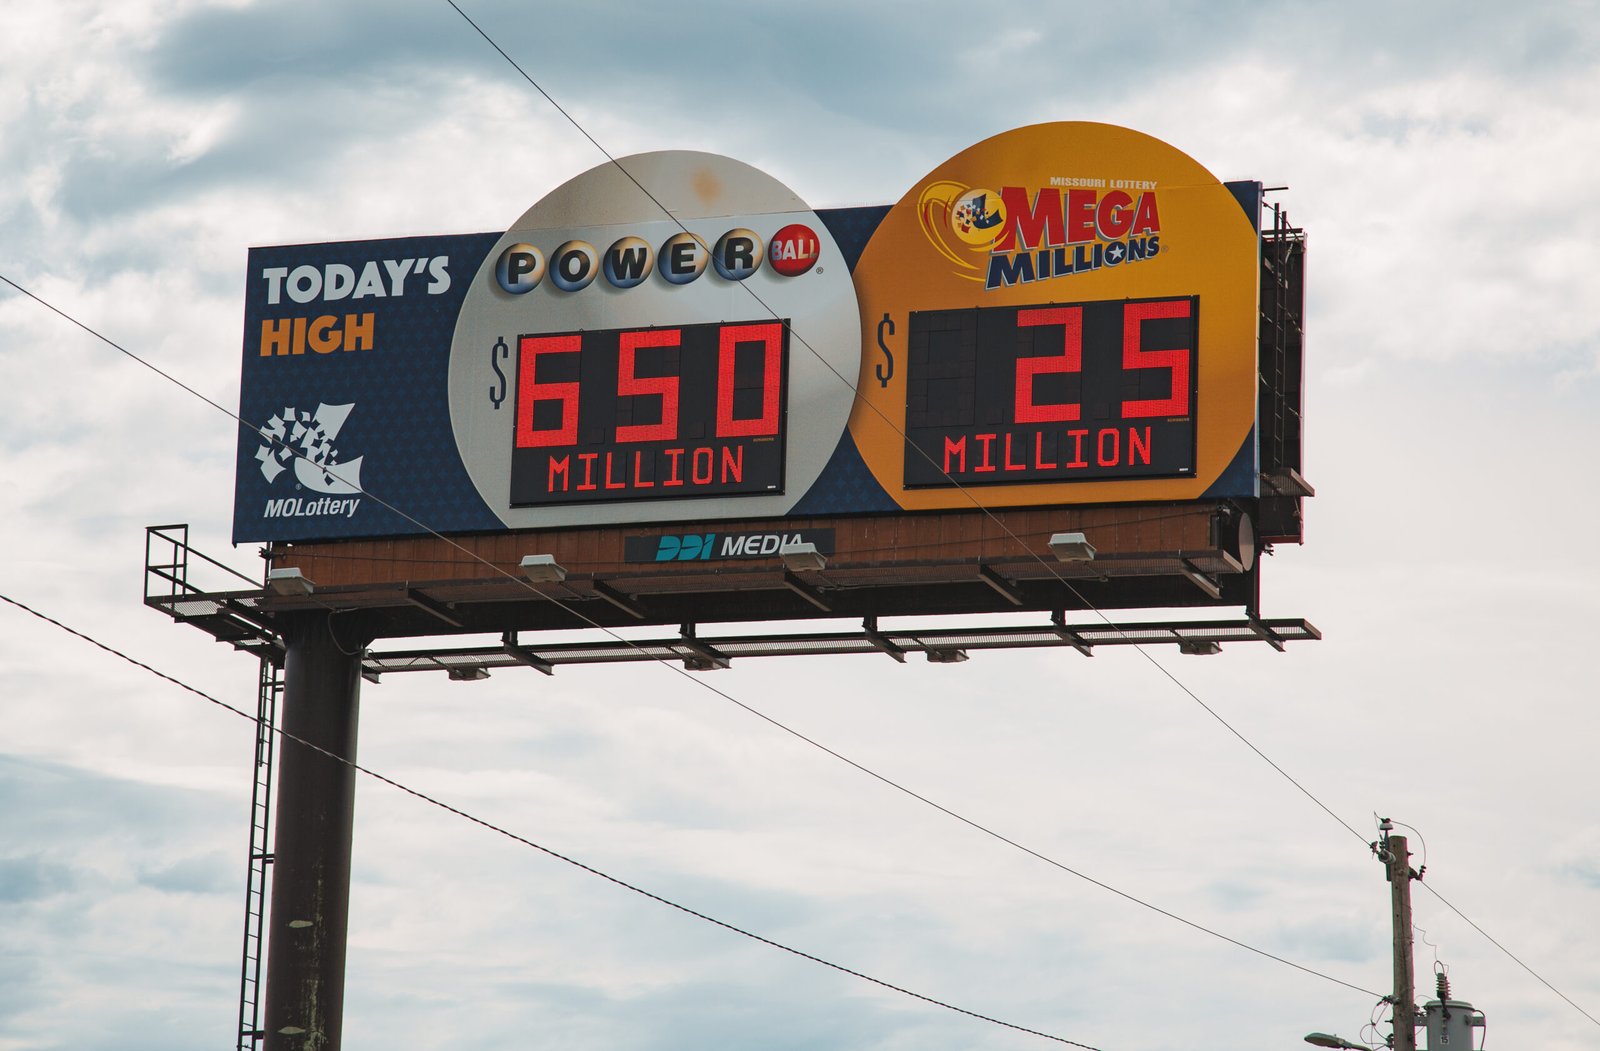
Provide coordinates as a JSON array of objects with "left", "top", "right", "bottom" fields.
[{"left": 919, "top": 180, "right": 1163, "bottom": 291}]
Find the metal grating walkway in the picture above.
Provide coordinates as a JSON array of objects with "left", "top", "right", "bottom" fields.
[{"left": 362, "top": 617, "right": 1320, "bottom": 679}]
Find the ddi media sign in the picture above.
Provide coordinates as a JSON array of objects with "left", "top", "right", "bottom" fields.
[{"left": 233, "top": 124, "right": 1275, "bottom": 545}]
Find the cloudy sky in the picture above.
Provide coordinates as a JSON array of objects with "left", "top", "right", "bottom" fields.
[{"left": 2, "top": 2, "right": 1598, "bottom": 1051}]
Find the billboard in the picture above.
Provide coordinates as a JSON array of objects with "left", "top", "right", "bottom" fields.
[{"left": 234, "top": 123, "right": 1264, "bottom": 543}]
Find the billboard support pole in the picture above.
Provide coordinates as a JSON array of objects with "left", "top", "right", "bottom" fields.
[{"left": 262, "top": 611, "right": 365, "bottom": 1051}]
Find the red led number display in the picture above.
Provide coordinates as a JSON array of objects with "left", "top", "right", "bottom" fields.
[
  {"left": 1013, "top": 307, "right": 1083, "bottom": 424},
  {"left": 615, "top": 330, "right": 680, "bottom": 444},
  {"left": 515, "top": 334, "right": 581, "bottom": 448},
  {"left": 904, "top": 296, "right": 1197, "bottom": 487},
  {"left": 1119, "top": 299, "right": 1192, "bottom": 419},
  {"left": 510, "top": 319, "right": 788, "bottom": 506}
]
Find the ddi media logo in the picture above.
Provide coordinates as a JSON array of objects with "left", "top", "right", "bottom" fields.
[{"left": 495, "top": 223, "right": 821, "bottom": 295}]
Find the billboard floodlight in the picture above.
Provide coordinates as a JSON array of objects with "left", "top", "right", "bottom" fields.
[
  {"left": 267, "top": 568, "right": 315, "bottom": 596},
  {"left": 520, "top": 554, "right": 567, "bottom": 583},
  {"left": 1047, "top": 532, "right": 1096, "bottom": 562},
  {"left": 926, "top": 648, "right": 970, "bottom": 664},
  {"left": 779, "top": 541, "right": 827, "bottom": 573}
]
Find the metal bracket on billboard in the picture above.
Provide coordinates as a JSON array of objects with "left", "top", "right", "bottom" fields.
[
  {"left": 679, "top": 623, "right": 730, "bottom": 671},
  {"left": 863, "top": 617, "right": 908, "bottom": 664},
  {"left": 1180, "top": 560, "right": 1223, "bottom": 601},
  {"left": 591, "top": 580, "right": 646, "bottom": 619},
  {"left": 976, "top": 564, "right": 1025, "bottom": 607},
  {"left": 502, "top": 631, "right": 555, "bottom": 675},
  {"left": 405, "top": 588, "right": 466, "bottom": 628},
  {"left": 781, "top": 570, "right": 832, "bottom": 613},
  {"left": 1050, "top": 611, "right": 1095, "bottom": 657},
  {"left": 1247, "top": 616, "right": 1287, "bottom": 653}
]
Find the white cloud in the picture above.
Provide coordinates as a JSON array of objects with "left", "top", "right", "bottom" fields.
[{"left": 2, "top": 3, "right": 1598, "bottom": 1051}]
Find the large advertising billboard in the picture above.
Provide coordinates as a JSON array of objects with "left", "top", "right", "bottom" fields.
[{"left": 234, "top": 123, "right": 1262, "bottom": 543}]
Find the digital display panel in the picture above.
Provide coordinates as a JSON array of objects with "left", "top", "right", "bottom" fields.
[
  {"left": 510, "top": 318, "right": 789, "bottom": 506},
  {"left": 903, "top": 296, "right": 1198, "bottom": 487}
]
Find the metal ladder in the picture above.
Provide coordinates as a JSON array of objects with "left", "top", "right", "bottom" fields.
[
  {"left": 140, "top": 524, "right": 284, "bottom": 1047},
  {"left": 237, "top": 656, "right": 281, "bottom": 1049},
  {"left": 1258, "top": 198, "right": 1305, "bottom": 474}
]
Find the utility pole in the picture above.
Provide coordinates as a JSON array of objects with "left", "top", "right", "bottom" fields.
[
  {"left": 1312, "top": 824, "right": 1489, "bottom": 1051},
  {"left": 1377, "top": 820, "right": 1418, "bottom": 1051}
]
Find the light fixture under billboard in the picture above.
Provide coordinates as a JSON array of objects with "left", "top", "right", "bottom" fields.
[
  {"left": 267, "top": 568, "right": 315, "bottom": 596},
  {"left": 1048, "top": 532, "right": 1097, "bottom": 562},
  {"left": 779, "top": 541, "right": 827, "bottom": 573},
  {"left": 520, "top": 554, "right": 567, "bottom": 583}
]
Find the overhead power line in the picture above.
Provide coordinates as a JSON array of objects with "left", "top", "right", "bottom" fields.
[
  {"left": 0, "top": 269, "right": 1377, "bottom": 1000},
  {"left": 3, "top": 6, "right": 1591, "bottom": 1038},
  {"left": 1, "top": 7, "right": 1571, "bottom": 1023},
  {"left": 433, "top": 7, "right": 1600, "bottom": 1030},
  {"left": 436, "top": 0, "right": 1375, "bottom": 850},
  {"left": 1417, "top": 880, "right": 1600, "bottom": 1029},
  {"left": 0, "top": 589, "right": 1106, "bottom": 1050}
]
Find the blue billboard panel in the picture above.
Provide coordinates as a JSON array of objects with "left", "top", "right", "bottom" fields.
[{"left": 235, "top": 130, "right": 1264, "bottom": 544}]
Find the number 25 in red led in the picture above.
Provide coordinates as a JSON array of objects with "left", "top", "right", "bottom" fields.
[{"left": 1011, "top": 299, "right": 1192, "bottom": 425}]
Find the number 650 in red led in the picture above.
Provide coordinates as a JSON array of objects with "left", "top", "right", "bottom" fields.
[{"left": 514, "top": 320, "right": 785, "bottom": 449}]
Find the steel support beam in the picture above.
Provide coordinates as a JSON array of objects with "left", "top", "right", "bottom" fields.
[{"left": 262, "top": 612, "right": 365, "bottom": 1051}]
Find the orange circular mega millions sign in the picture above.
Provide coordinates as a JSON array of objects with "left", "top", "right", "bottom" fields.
[{"left": 849, "top": 122, "right": 1260, "bottom": 509}]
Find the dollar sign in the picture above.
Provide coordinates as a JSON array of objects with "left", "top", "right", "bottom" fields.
[
  {"left": 488, "top": 337, "right": 509, "bottom": 409},
  {"left": 875, "top": 314, "right": 895, "bottom": 388}
]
